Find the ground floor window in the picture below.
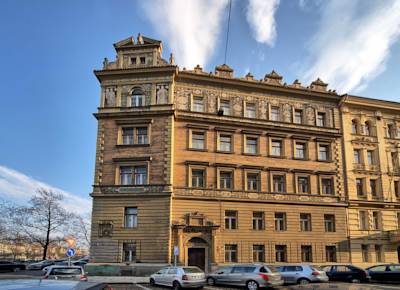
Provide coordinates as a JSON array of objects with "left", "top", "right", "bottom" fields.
[
  {"left": 301, "top": 245, "right": 313, "bottom": 262},
  {"left": 375, "top": 245, "right": 383, "bottom": 263},
  {"left": 362, "top": 244, "right": 369, "bottom": 262},
  {"left": 275, "top": 245, "right": 287, "bottom": 262},
  {"left": 123, "top": 242, "right": 136, "bottom": 262},
  {"left": 325, "top": 245, "right": 337, "bottom": 262},
  {"left": 253, "top": 245, "right": 265, "bottom": 262},
  {"left": 225, "top": 244, "right": 238, "bottom": 262}
]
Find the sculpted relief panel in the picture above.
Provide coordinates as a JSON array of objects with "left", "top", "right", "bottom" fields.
[{"left": 156, "top": 83, "right": 169, "bottom": 104}]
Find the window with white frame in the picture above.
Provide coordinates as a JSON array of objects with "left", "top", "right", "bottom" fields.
[
  {"left": 191, "top": 169, "right": 205, "bottom": 188},
  {"left": 370, "top": 179, "right": 378, "bottom": 197},
  {"left": 270, "top": 106, "right": 280, "bottom": 121},
  {"left": 275, "top": 212, "right": 287, "bottom": 231},
  {"left": 273, "top": 174, "right": 285, "bottom": 192},
  {"left": 120, "top": 165, "right": 147, "bottom": 185},
  {"left": 300, "top": 213, "right": 312, "bottom": 231},
  {"left": 219, "top": 134, "right": 232, "bottom": 152},
  {"left": 124, "top": 207, "right": 138, "bottom": 228},
  {"left": 295, "top": 142, "right": 306, "bottom": 159},
  {"left": 324, "top": 214, "right": 336, "bottom": 232},
  {"left": 192, "top": 96, "right": 204, "bottom": 112},
  {"left": 225, "top": 210, "right": 237, "bottom": 229},
  {"left": 354, "top": 149, "right": 362, "bottom": 164},
  {"left": 130, "top": 89, "right": 145, "bottom": 107},
  {"left": 359, "top": 210, "right": 368, "bottom": 230},
  {"left": 245, "top": 102, "right": 256, "bottom": 118},
  {"left": 319, "top": 144, "right": 330, "bottom": 161},
  {"left": 246, "top": 172, "right": 259, "bottom": 191},
  {"left": 301, "top": 245, "right": 313, "bottom": 262},
  {"left": 225, "top": 244, "right": 237, "bottom": 262},
  {"left": 123, "top": 242, "right": 136, "bottom": 262},
  {"left": 275, "top": 245, "right": 287, "bottom": 262},
  {"left": 252, "top": 211, "right": 265, "bottom": 230},
  {"left": 191, "top": 131, "right": 205, "bottom": 150},
  {"left": 372, "top": 211, "right": 381, "bottom": 230},
  {"left": 294, "top": 109, "right": 303, "bottom": 124},
  {"left": 219, "top": 99, "right": 231, "bottom": 115},
  {"left": 253, "top": 245, "right": 265, "bottom": 262},
  {"left": 321, "top": 178, "right": 333, "bottom": 195},
  {"left": 325, "top": 246, "right": 337, "bottom": 262},
  {"left": 298, "top": 176, "right": 310, "bottom": 193},
  {"left": 271, "top": 140, "right": 283, "bottom": 156},
  {"left": 367, "top": 150, "right": 375, "bottom": 165},
  {"left": 245, "top": 136, "right": 258, "bottom": 154},
  {"left": 317, "top": 112, "right": 326, "bottom": 127},
  {"left": 122, "top": 127, "right": 134, "bottom": 145},
  {"left": 219, "top": 171, "right": 233, "bottom": 190},
  {"left": 356, "top": 178, "right": 365, "bottom": 196},
  {"left": 136, "top": 127, "right": 148, "bottom": 144}
]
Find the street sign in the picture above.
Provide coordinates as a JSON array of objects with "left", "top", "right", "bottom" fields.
[
  {"left": 173, "top": 246, "right": 179, "bottom": 256},
  {"left": 66, "top": 247, "right": 76, "bottom": 257}
]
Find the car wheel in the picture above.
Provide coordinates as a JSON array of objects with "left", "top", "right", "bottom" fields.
[
  {"left": 246, "top": 280, "right": 259, "bottom": 290},
  {"left": 13, "top": 267, "right": 21, "bottom": 272},
  {"left": 173, "top": 281, "right": 181, "bottom": 290},
  {"left": 149, "top": 278, "right": 156, "bottom": 286},
  {"left": 298, "top": 278, "right": 310, "bottom": 285},
  {"left": 207, "top": 277, "right": 216, "bottom": 286},
  {"left": 351, "top": 278, "right": 361, "bottom": 283}
]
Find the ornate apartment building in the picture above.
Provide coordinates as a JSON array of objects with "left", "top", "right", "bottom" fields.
[{"left": 90, "top": 35, "right": 400, "bottom": 270}]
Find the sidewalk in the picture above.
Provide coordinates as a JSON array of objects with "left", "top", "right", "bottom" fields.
[{"left": 88, "top": 276, "right": 149, "bottom": 283}]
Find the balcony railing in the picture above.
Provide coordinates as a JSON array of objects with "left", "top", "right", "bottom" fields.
[{"left": 93, "top": 184, "right": 172, "bottom": 194}]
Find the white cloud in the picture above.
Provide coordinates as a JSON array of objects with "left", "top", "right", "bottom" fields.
[
  {"left": 142, "top": 0, "right": 229, "bottom": 69},
  {"left": 302, "top": 0, "right": 400, "bottom": 93},
  {"left": 0, "top": 165, "right": 91, "bottom": 214},
  {"left": 246, "top": 0, "right": 280, "bottom": 45}
]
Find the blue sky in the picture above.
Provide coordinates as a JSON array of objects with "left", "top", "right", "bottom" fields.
[{"left": 0, "top": 0, "right": 399, "bottom": 212}]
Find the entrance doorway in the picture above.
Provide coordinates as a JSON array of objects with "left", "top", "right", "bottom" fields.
[{"left": 188, "top": 248, "right": 205, "bottom": 271}]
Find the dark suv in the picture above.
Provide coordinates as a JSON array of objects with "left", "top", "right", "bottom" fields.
[
  {"left": 320, "top": 264, "right": 370, "bottom": 283},
  {"left": 0, "top": 260, "right": 26, "bottom": 272}
]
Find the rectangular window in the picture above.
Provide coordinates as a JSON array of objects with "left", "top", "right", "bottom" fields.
[
  {"left": 317, "top": 112, "right": 326, "bottom": 127},
  {"left": 225, "top": 244, "right": 238, "bottom": 262},
  {"left": 191, "top": 131, "right": 205, "bottom": 150},
  {"left": 362, "top": 244, "right": 369, "bottom": 262},
  {"left": 322, "top": 178, "right": 333, "bottom": 195},
  {"left": 275, "top": 212, "right": 287, "bottom": 231},
  {"left": 324, "top": 214, "right": 336, "bottom": 232},
  {"left": 300, "top": 213, "right": 312, "bottom": 231},
  {"left": 136, "top": 127, "right": 148, "bottom": 144},
  {"left": 370, "top": 179, "right": 377, "bottom": 197},
  {"left": 392, "top": 152, "right": 399, "bottom": 169},
  {"left": 367, "top": 150, "right": 374, "bottom": 165},
  {"left": 395, "top": 181, "right": 400, "bottom": 198},
  {"left": 325, "top": 246, "right": 337, "bottom": 262},
  {"left": 252, "top": 211, "right": 265, "bottom": 230},
  {"left": 122, "top": 127, "right": 134, "bottom": 145},
  {"left": 131, "top": 94, "right": 144, "bottom": 107},
  {"left": 124, "top": 207, "right": 137, "bottom": 228},
  {"left": 295, "top": 142, "right": 306, "bottom": 159},
  {"left": 253, "top": 245, "right": 265, "bottom": 262},
  {"left": 245, "top": 103, "right": 256, "bottom": 118},
  {"left": 375, "top": 245, "right": 383, "bottom": 263},
  {"left": 397, "top": 212, "right": 400, "bottom": 229},
  {"left": 294, "top": 110, "right": 303, "bottom": 124},
  {"left": 356, "top": 178, "right": 365, "bottom": 196},
  {"left": 270, "top": 106, "right": 280, "bottom": 121},
  {"left": 275, "top": 245, "right": 287, "bottom": 262},
  {"left": 225, "top": 210, "right": 237, "bottom": 230},
  {"left": 192, "top": 96, "right": 204, "bottom": 112},
  {"left": 301, "top": 245, "right": 313, "bottom": 262},
  {"left": 120, "top": 166, "right": 147, "bottom": 185},
  {"left": 298, "top": 176, "right": 310, "bottom": 193},
  {"left": 140, "top": 57, "right": 146, "bottom": 64},
  {"left": 123, "top": 242, "right": 136, "bottom": 262},
  {"left": 372, "top": 211, "right": 380, "bottom": 230},
  {"left": 245, "top": 137, "right": 258, "bottom": 154},
  {"left": 319, "top": 145, "right": 329, "bottom": 161},
  {"left": 219, "top": 99, "right": 231, "bottom": 115},
  {"left": 219, "top": 134, "right": 232, "bottom": 152},
  {"left": 219, "top": 171, "right": 233, "bottom": 190},
  {"left": 131, "top": 57, "right": 137, "bottom": 65},
  {"left": 387, "top": 124, "right": 394, "bottom": 138},
  {"left": 271, "top": 140, "right": 282, "bottom": 156},
  {"left": 359, "top": 210, "right": 368, "bottom": 230},
  {"left": 191, "top": 169, "right": 205, "bottom": 188},
  {"left": 246, "top": 172, "right": 259, "bottom": 191},
  {"left": 354, "top": 149, "right": 362, "bottom": 164},
  {"left": 273, "top": 175, "right": 285, "bottom": 193}
]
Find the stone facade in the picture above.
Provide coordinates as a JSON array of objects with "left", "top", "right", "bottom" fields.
[{"left": 90, "top": 35, "right": 400, "bottom": 270}]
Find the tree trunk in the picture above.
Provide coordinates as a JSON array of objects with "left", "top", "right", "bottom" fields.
[{"left": 43, "top": 208, "right": 51, "bottom": 260}]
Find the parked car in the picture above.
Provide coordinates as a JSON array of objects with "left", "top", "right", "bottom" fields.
[
  {"left": 320, "top": 264, "right": 370, "bottom": 283},
  {"left": 27, "top": 260, "right": 55, "bottom": 270},
  {"left": 366, "top": 264, "right": 400, "bottom": 283},
  {"left": 43, "top": 260, "right": 86, "bottom": 272},
  {"left": 0, "top": 260, "right": 26, "bottom": 272},
  {"left": 150, "top": 266, "right": 206, "bottom": 290},
  {"left": 206, "top": 264, "right": 284, "bottom": 290},
  {"left": 275, "top": 264, "right": 329, "bottom": 285},
  {"left": 43, "top": 266, "right": 88, "bottom": 281},
  {"left": 0, "top": 279, "right": 113, "bottom": 290}
]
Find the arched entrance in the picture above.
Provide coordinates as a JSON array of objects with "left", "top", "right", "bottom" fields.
[{"left": 187, "top": 237, "right": 208, "bottom": 271}]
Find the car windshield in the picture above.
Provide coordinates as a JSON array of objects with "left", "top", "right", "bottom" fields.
[
  {"left": 50, "top": 268, "right": 81, "bottom": 275},
  {"left": 183, "top": 267, "right": 202, "bottom": 273}
]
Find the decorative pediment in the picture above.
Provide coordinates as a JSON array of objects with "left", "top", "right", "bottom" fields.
[
  {"left": 310, "top": 78, "right": 328, "bottom": 91},
  {"left": 264, "top": 70, "right": 283, "bottom": 85},
  {"left": 215, "top": 64, "right": 234, "bottom": 78},
  {"left": 113, "top": 34, "right": 162, "bottom": 48}
]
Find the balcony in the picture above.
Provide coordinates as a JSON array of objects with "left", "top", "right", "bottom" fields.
[
  {"left": 389, "top": 230, "right": 400, "bottom": 242},
  {"left": 353, "top": 163, "right": 380, "bottom": 172},
  {"left": 93, "top": 184, "right": 172, "bottom": 195}
]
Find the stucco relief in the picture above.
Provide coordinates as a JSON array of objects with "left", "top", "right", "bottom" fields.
[
  {"left": 259, "top": 99, "right": 267, "bottom": 119},
  {"left": 207, "top": 92, "right": 216, "bottom": 113},
  {"left": 232, "top": 96, "right": 242, "bottom": 116},
  {"left": 104, "top": 87, "right": 116, "bottom": 107},
  {"left": 156, "top": 83, "right": 169, "bottom": 104},
  {"left": 282, "top": 103, "right": 292, "bottom": 123},
  {"left": 306, "top": 106, "right": 315, "bottom": 125}
]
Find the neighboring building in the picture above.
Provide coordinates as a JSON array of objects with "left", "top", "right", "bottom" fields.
[
  {"left": 90, "top": 35, "right": 351, "bottom": 271},
  {"left": 340, "top": 95, "right": 400, "bottom": 267}
]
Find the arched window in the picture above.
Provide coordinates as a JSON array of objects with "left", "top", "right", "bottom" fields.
[
  {"left": 364, "top": 121, "right": 371, "bottom": 136},
  {"left": 130, "top": 88, "right": 144, "bottom": 107},
  {"left": 351, "top": 119, "right": 358, "bottom": 134}
]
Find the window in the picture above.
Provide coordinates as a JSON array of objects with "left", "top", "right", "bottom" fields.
[
  {"left": 271, "top": 140, "right": 282, "bottom": 156},
  {"left": 219, "top": 134, "right": 232, "bottom": 152},
  {"left": 359, "top": 211, "right": 368, "bottom": 230},
  {"left": 300, "top": 213, "right": 312, "bottom": 231},
  {"left": 370, "top": 179, "right": 377, "bottom": 197},
  {"left": 120, "top": 166, "right": 147, "bottom": 185},
  {"left": 321, "top": 178, "right": 333, "bottom": 195},
  {"left": 325, "top": 246, "right": 337, "bottom": 262},
  {"left": 246, "top": 172, "right": 259, "bottom": 191},
  {"left": 275, "top": 245, "right": 287, "bottom": 262},
  {"left": 192, "top": 96, "right": 204, "bottom": 112},
  {"left": 225, "top": 210, "right": 237, "bottom": 230},
  {"left": 140, "top": 57, "right": 146, "bottom": 64},
  {"left": 123, "top": 242, "right": 136, "bottom": 262},
  {"left": 362, "top": 244, "right": 369, "bottom": 262},
  {"left": 319, "top": 145, "right": 329, "bottom": 161},
  {"left": 317, "top": 112, "right": 326, "bottom": 127},
  {"left": 395, "top": 181, "right": 400, "bottom": 198},
  {"left": 397, "top": 212, "right": 400, "bottom": 229},
  {"left": 131, "top": 57, "right": 137, "bottom": 65},
  {"left": 372, "top": 211, "right": 380, "bottom": 230},
  {"left": 270, "top": 106, "right": 280, "bottom": 121},
  {"left": 387, "top": 124, "right": 394, "bottom": 138},
  {"left": 356, "top": 178, "right": 365, "bottom": 196},
  {"left": 245, "top": 103, "right": 256, "bottom": 118},
  {"left": 295, "top": 142, "right": 306, "bottom": 159},
  {"left": 122, "top": 127, "right": 134, "bottom": 145},
  {"left": 136, "top": 127, "right": 148, "bottom": 144},
  {"left": 352, "top": 120, "right": 358, "bottom": 134},
  {"left": 392, "top": 152, "right": 399, "bottom": 169},
  {"left": 191, "top": 131, "right": 205, "bottom": 150},
  {"left": 252, "top": 212, "right": 265, "bottom": 230},
  {"left": 225, "top": 244, "right": 238, "bottom": 262},
  {"left": 364, "top": 122, "right": 371, "bottom": 136},
  {"left": 354, "top": 149, "right": 362, "bottom": 164},
  {"left": 275, "top": 212, "right": 287, "bottom": 231},
  {"left": 273, "top": 175, "right": 285, "bottom": 193},
  {"left": 124, "top": 207, "right": 137, "bottom": 228},
  {"left": 367, "top": 150, "right": 375, "bottom": 165},
  {"left": 219, "top": 99, "right": 231, "bottom": 115},
  {"left": 301, "top": 245, "right": 313, "bottom": 262},
  {"left": 131, "top": 89, "right": 144, "bottom": 107},
  {"left": 191, "top": 169, "right": 205, "bottom": 188},
  {"left": 245, "top": 137, "right": 258, "bottom": 154},
  {"left": 294, "top": 110, "right": 303, "bottom": 124},
  {"left": 219, "top": 171, "right": 233, "bottom": 190},
  {"left": 253, "top": 245, "right": 265, "bottom": 262},
  {"left": 324, "top": 214, "right": 336, "bottom": 232},
  {"left": 375, "top": 245, "right": 383, "bottom": 263},
  {"left": 298, "top": 176, "right": 310, "bottom": 194}
]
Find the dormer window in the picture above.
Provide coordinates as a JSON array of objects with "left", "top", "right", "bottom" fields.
[
  {"left": 130, "top": 88, "right": 145, "bottom": 107},
  {"left": 140, "top": 57, "right": 146, "bottom": 65}
]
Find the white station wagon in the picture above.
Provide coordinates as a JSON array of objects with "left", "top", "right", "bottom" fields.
[{"left": 150, "top": 266, "right": 206, "bottom": 290}]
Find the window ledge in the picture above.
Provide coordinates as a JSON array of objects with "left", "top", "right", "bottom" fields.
[
  {"left": 268, "top": 155, "right": 286, "bottom": 159},
  {"left": 293, "top": 157, "right": 310, "bottom": 161},
  {"left": 117, "top": 144, "right": 150, "bottom": 148},
  {"left": 188, "top": 148, "right": 208, "bottom": 152},
  {"left": 317, "top": 159, "right": 333, "bottom": 163},
  {"left": 243, "top": 153, "right": 261, "bottom": 156},
  {"left": 216, "top": 150, "right": 233, "bottom": 154}
]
